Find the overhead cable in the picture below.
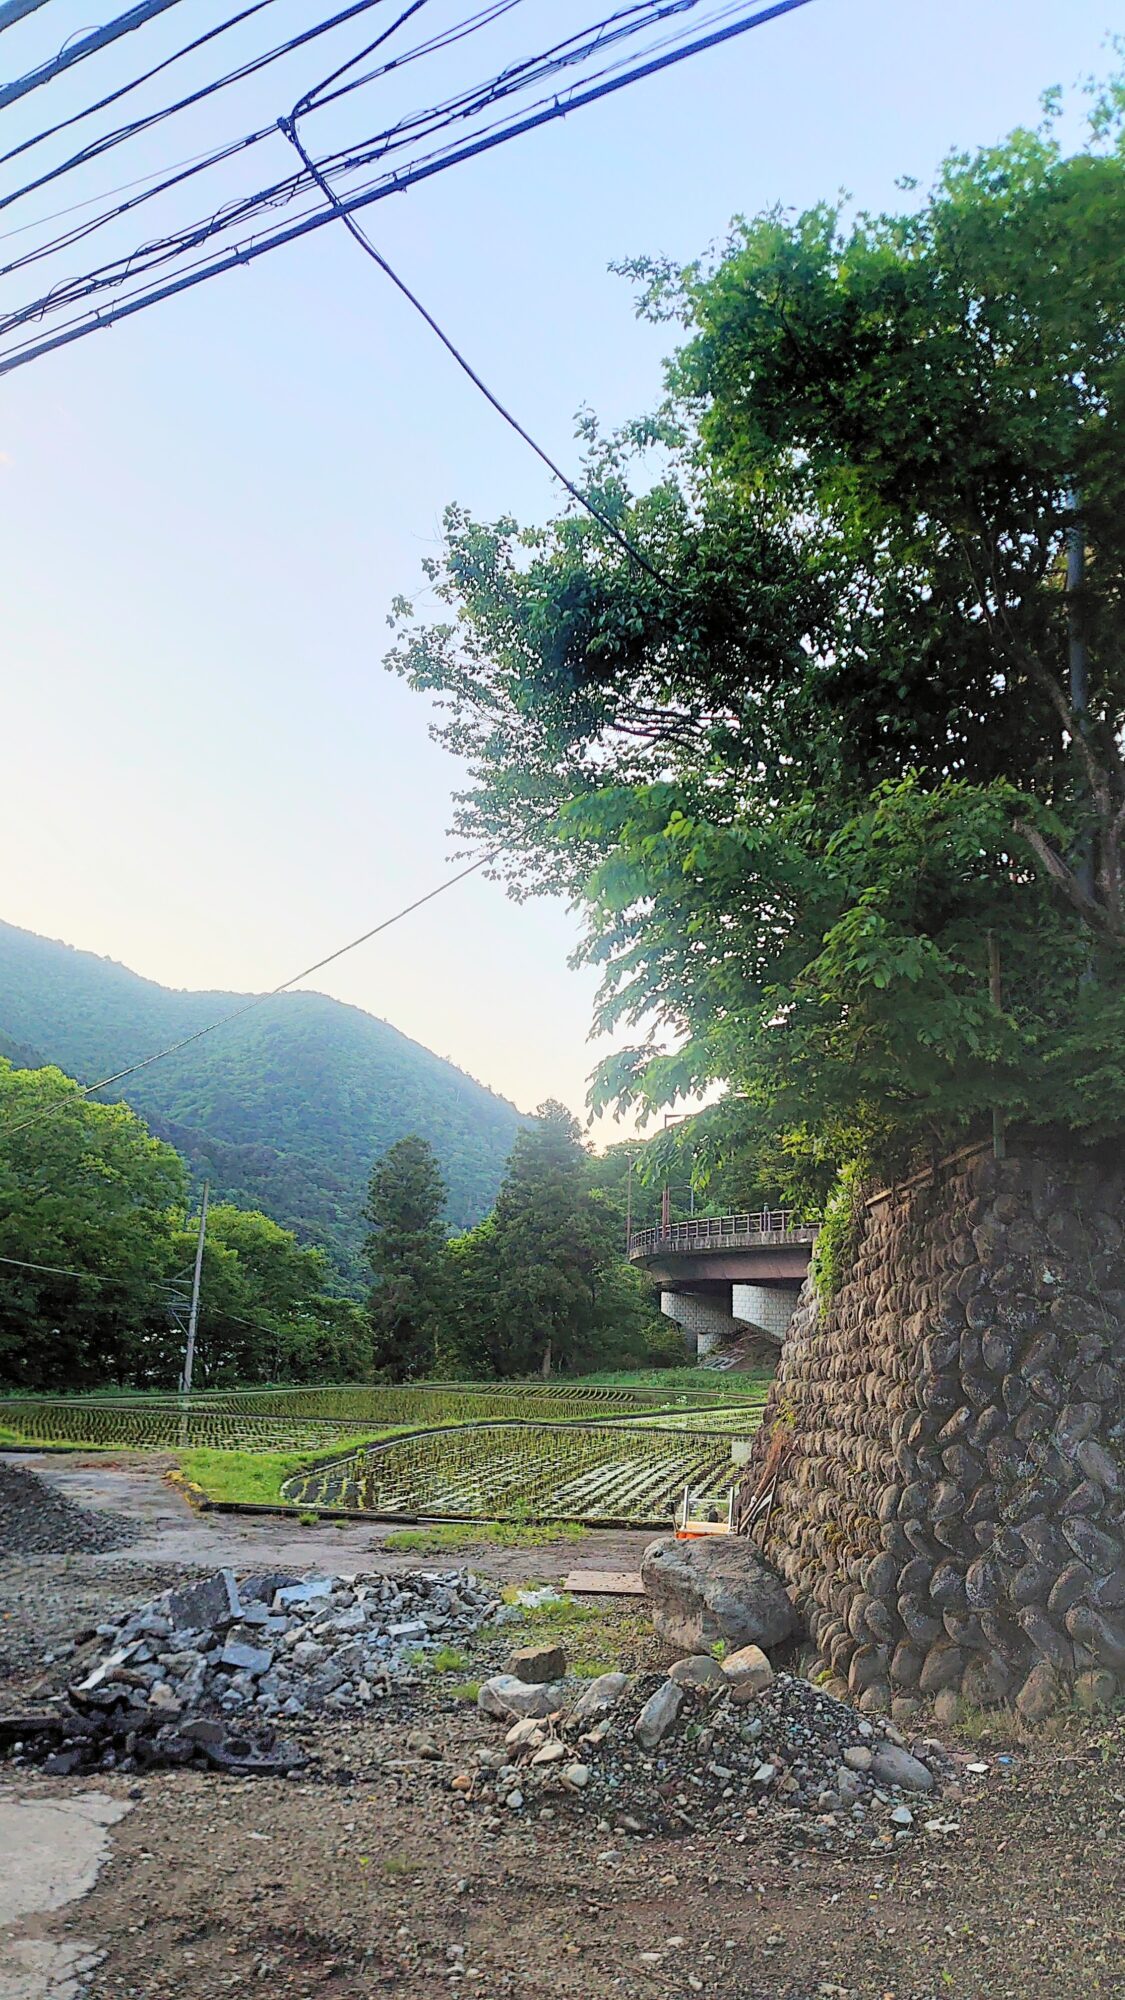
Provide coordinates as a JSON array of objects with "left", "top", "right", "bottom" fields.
[
  {"left": 0, "top": 0, "right": 406, "bottom": 220},
  {"left": 281, "top": 113, "right": 666, "bottom": 585},
  {"left": 0, "top": 1251, "right": 177, "bottom": 1289},
  {"left": 0, "top": 0, "right": 192, "bottom": 112},
  {"left": 1, "top": 850, "right": 499, "bottom": 1135},
  {"left": 0, "top": 0, "right": 816, "bottom": 376},
  {"left": 0, "top": 0, "right": 56, "bottom": 34},
  {"left": 0, "top": 0, "right": 284, "bottom": 172}
]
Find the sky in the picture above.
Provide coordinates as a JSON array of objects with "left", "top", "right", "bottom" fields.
[{"left": 0, "top": 0, "right": 1116, "bottom": 1134}]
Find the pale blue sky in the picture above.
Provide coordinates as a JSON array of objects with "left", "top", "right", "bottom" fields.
[{"left": 0, "top": 0, "right": 1115, "bottom": 1130}]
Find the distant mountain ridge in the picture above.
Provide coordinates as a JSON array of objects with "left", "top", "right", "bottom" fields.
[{"left": 0, "top": 920, "right": 524, "bottom": 1287}]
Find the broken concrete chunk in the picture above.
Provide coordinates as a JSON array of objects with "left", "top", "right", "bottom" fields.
[
  {"left": 478, "top": 1675, "right": 565, "bottom": 1721},
  {"left": 273, "top": 1577, "right": 333, "bottom": 1611},
  {"left": 634, "top": 1679, "right": 683, "bottom": 1749},
  {"left": 166, "top": 1570, "right": 242, "bottom": 1634},
  {"left": 569, "top": 1672, "right": 631, "bottom": 1723},
  {"left": 721, "top": 1643, "right": 774, "bottom": 1701},
  {"left": 507, "top": 1642, "right": 568, "bottom": 1684},
  {"left": 220, "top": 1639, "right": 274, "bottom": 1678}
]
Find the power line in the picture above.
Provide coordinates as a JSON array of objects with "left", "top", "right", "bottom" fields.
[
  {"left": 281, "top": 115, "right": 666, "bottom": 585},
  {"left": 0, "top": 0, "right": 57, "bottom": 34},
  {"left": 0, "top": 1, "right": 523, "bottom": 276},
  {"left": 1, "top": 850, "right": 499, "bottom": 1136},
  {"left": 0, "top": 0, "right": 192, "bottom": 112},
  {"left": 0, "top": 4, "right": 747, "bottom": 293},
  {"left": 0, "top": 0, "right": 815, "bottom": 376},
  {"left": 0, "top": 0, "right": 284, "bottom": 172},
  {"left": 0, "top": 1251, "right": 177, "bottom": 1289},
  {"left": 0, "top": 0, "right": 405, "bottom": 222}
]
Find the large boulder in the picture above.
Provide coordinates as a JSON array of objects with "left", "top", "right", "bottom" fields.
[{"left": 641, "top": 1536, "right": 798, "bottom": 1654}]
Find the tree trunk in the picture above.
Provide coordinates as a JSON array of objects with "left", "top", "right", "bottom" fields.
[{"left": 540, "top": 1338, "right": 553, "bottom": 1379}]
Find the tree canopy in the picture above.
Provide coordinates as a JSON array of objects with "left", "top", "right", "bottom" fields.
[
  {"left": 388, "top": 80, "right": 1125, "bottom": 1199},
  {"left": 441, "top": 1103, "right": 670, "bottom": 1377},
  {"left": 0, "top": 1060, "right": 367, "bottom": 1390},
  {"left": 364, "top": 1134, "right": 449, "bottom": 1380}
]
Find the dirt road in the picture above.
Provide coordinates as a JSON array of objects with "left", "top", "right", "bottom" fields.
[{"left": 1, "top": 1454, "right": 1122, "bottom": 2000}]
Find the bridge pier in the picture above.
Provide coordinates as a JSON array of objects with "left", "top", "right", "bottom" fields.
[
  {"left": 732, "top": 1280, "right": 803, "bottom": 1344},
  {"left": 658, "top": 1290, "right": 742, "bottom": 1358}
]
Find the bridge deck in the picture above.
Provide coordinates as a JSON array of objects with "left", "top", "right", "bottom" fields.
[{"left": 627, "top": 1210, "right": 817, "bottom": 1262}]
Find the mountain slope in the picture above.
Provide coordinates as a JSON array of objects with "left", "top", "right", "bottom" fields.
[{"left": 0, "top": 920, "right": 524, "bottom": 1285}]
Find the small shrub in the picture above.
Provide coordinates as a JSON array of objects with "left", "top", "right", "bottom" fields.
[
  {"left": 810, "top": 1163, "right": 863, "bottom": 1305},
  {"left": 429, "top": 1645, "right": 471, "bottom": 1674},
  {"left": 298, "top": 1512, "right": 318, "bottom": 1527}
]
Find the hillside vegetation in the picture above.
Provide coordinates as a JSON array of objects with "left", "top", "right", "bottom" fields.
[{"left": 0, "top": 920, "right": 523, "bottom": 1283}]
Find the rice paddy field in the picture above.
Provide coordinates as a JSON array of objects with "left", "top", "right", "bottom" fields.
[{"left": 0, "top": 1374, "right": 771, "bottom": 1526}]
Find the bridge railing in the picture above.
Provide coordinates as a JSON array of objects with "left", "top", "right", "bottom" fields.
[{"left": 627, "top": 1210, "right": 815, "bottom": 1259}]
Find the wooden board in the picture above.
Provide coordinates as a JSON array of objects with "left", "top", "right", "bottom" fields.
[{"left": 563, "top": 1569, "right": 646, "bottom": 1597}]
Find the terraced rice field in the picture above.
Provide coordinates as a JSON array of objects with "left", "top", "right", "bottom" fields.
[
  {"left": 281, "top": 1420, "right": 742, "bottom": 1525},
  {"left": 0, "top": 1399, "right": 366, "bottom": 1452},
  {"left": 0, "top": 1377, "right": 768, "bottom": 1523}
]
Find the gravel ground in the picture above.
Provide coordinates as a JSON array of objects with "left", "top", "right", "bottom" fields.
[
  {"left": 1, "top": 1458, "right": 1123, "bottom": 1999},
  {"left": 0, "top": 1460, "right": 140, "bottom": 1557}
]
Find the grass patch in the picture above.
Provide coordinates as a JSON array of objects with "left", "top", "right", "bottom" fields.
[
  {"left": 381, "top": 1519, "right": 588, "bottom": 1554},
  {"left": 447, "top": 1680, "right": 482, "bottom": 1703},
  {"left": 176, "top": 1435, "right": 388, "bottom": 1506},
  {"left": 382, "top": 1856, "right": 421, "bottom": 1879},
  {"left": 429, "top": 1645, "right": 471, "bottom": 1674},
  {"left": 498, "top": 1588, "right": 652, "bottom": 1673}
]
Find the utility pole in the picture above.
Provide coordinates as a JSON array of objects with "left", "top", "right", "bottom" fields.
[
  {"left": 988, "top": 934, "right": 1006, "bottom": 1162},
  {"left": 180, "top": 1180, "right": 209, "bottom": 1395},
  {"left": 625, "top": 1154, "right": 634, "bottom": 1253},
  {"left": 1066, "top": 487, "right": 1094, "bottom": 901}
]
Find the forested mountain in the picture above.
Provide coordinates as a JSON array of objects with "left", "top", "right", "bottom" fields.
[{"left": 0, "top": 920, "right": 523, "bottom": 1286}]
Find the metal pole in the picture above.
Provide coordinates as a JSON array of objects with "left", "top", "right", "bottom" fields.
[
  {"left": 988, "top": 936, "right": 1006, "bottom": 1161},
  {"left": 181, "top": 1180, "right": 209, "bottom": 1395},
  {"left": 625, "top": 1156, "right": 633, "bottom": 1253},
  {"left": 1066, "top": 487, "right": 1095, "bottom": 901}
]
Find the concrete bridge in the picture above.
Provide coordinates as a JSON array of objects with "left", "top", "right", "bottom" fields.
[{"left": 627, "top": 1210, "right": 817, "bottom": 1360}]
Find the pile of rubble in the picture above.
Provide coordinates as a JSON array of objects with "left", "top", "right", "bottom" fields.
[
  {"left": 463, "top": 1640, "right": 957, "bottom": 1847},
  {"left": 2, "top": 1564, "right": 497, "bottom": 1777}
]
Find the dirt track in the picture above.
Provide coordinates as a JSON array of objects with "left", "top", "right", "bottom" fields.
[{"left": 1, "top": 1453, "right": 1122, "bottom": 2000}]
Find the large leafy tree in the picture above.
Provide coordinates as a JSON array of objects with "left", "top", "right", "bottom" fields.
[
  {"left": 0, "top": 1061, "right": 187, "bottom": 1387},
  {"left": 389, "top": 82, "right": 1125, "bottom": 1195},
  {"left": 364, "top": 1134, "right": 448, "bottom": 1379},
  {"left": 169, "top": 1204, "right": 334, "bottom": 1387}
]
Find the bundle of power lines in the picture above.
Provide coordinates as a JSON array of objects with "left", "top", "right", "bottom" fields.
[{"left": 0, "top": 0, "right": 813, "bottom": 376}]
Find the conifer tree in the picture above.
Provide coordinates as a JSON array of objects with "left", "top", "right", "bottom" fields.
[
  {"left": 473, "top": 1102, "right": 616, "bottom": 1377},
  {"left": 363, "top": 1134, "right": 448, "bottom": 1379}
]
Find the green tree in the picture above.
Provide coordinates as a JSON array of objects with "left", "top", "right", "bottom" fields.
[
  {"left": 0, "top": 1062, "right": 187, "bottom": 1388},
  {"left": 388, "top": 79, "right": 1125, "bottom": 1196},
  {"left": 364, "top": 1134, "right": 448, "bottom": 1379},
  {"left": 168, "top": 1204, "right": 331, "bottom": 1386},
  {"left": 453, "top": 1102, "right": 626, "bottom": 1377}
]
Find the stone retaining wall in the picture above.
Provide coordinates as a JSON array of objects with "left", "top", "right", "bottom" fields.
[{"left": 743, "top": 1142, "right": 1125, "bottom": 1722}]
